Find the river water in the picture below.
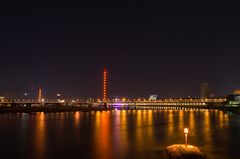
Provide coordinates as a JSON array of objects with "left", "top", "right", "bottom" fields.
[{"left": 0, "top": 109, "right": 239, "bottom": 159}]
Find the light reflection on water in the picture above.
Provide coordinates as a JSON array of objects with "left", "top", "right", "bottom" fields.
[
  {"left": 33, "top": 112, "right": 46, "bottom": 159},
  {"left": 0, "top": 109, "right": 239, "bottom": 159}
]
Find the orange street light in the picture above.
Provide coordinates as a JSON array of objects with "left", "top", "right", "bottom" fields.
[{"left": 184, "top": 128, "right": 189, "bottom": 147}]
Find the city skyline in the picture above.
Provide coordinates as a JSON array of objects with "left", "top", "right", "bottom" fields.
[
  {"left": 1, "top": 2, "right": 240, "bottom": 98},
  {"left": 0, "top": 67, "right": 233, "bottom": 99}
]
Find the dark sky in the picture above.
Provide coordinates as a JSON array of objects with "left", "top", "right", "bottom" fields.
[{"left": 1, "top": 1, "right": 240, "bottom": 99}]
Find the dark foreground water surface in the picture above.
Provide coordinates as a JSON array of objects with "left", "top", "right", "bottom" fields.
[{"left": 0, "top": 110, "right": 239, "bottom": 159}]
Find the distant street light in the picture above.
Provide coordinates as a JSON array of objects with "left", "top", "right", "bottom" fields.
[{"left": 184, "top": 128, "right": 189, "bottom": 147}]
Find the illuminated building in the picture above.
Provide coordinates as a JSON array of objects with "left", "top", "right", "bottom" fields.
[
  {"left": 201, "top": 83, "right": 210, "bottom": 98},
  {"left": 233, "top": 90, "right": 240, "bottom": 95},
  {"left": 226, "top": 94, "right": 240, "bottom": 106},
  {"left": 38, "top": 88, "right": 42, "bottom": 102},
  {"left": 103, "top": 66, "right": 107, "bottom": 102},
  {"left": 149, "top": 95, "right": 157, "bottom": 101},
  {"left": 0, "top": 97, "right": 4, "bottom": 102}
]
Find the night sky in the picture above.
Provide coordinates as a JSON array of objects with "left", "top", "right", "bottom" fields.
[{"left": 1, "top": 2, "right": 240, "bottom": 99}]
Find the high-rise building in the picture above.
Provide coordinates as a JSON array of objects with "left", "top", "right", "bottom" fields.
[{"left": 201, "top": 83, "right": 210, "bottom": 98}]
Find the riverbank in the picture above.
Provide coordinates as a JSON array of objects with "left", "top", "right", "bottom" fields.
[{"left": 0, "top": 106, "right": 112, "bottom": 113}]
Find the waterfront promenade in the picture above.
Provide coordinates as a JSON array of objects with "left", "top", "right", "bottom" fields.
[{"left": 0, "top": 97, "right": 238, "bottom": 113}]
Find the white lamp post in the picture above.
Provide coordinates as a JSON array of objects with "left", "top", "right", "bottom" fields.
[{"left": 184, "top": 128, "right": 189, "bottom": 147}]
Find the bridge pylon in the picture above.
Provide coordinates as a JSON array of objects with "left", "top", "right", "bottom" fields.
[{"left": 38, "top": 88, "right": 42, "bottom": 103}]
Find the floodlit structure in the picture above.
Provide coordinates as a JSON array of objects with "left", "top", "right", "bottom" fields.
[
  {"left": 103, "top": 67, "right": 107, "bottom": 102},
  {"left": 38, "top": 88, "right": 42, "bottom": 102},
  {"left": 0, "top": 97, "right": 4, "bottom": 102},
  {"left": 233, "top": 90, "right": 240, "bottom": 95},
  {"left": 226, "top": 94, "right": 240, "bottom": 106},
  {"left": 149, "top": 95, "right": 157, "bottom": 100},
  {"left": 184, "top": 128, "right": 189, "bottom": 147}
]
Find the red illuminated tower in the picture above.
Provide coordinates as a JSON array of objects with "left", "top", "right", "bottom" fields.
[{"left": 103, "top": 66, "right": 107, "bottom": 103}]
